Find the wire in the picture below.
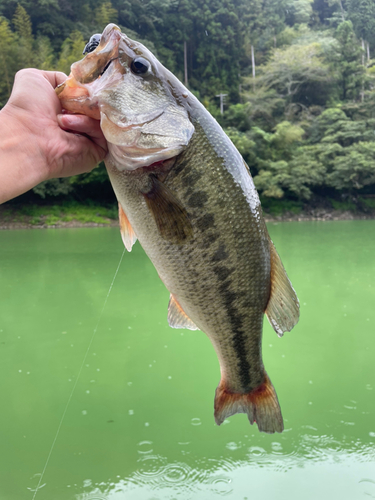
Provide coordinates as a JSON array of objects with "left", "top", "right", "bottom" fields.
[{"left": 31, "top": 247, "right": 126, "bottom": 499}]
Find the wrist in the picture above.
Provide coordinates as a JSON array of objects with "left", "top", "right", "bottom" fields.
[{"left": 0, "top": 104, "right": 48, "bottom": 203}]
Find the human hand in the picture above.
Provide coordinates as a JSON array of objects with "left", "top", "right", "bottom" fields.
[{"left": 0, "top": 68, "right": 107, "bottom": 204}]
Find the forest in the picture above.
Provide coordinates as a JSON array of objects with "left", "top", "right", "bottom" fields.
[{"left": 1, "top": 0, "right": 375, "bottom": 215}]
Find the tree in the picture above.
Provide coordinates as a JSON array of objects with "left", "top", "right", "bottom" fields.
[
  {"left": 56, "top": 31, "right": 86, "bottom": 75},
  {"left": 333, "top": 21, "right": 365, "bottom": 101},
  {"left": 253, "top": 121, "right": 326, "bottom": 199},
  {"left": 34, "top": 35, "right": 55, "bottom": 71},
  {"left": 95, "top": 2, "right": 118, "bottom": 30},
  {"left": 328, "top": 141, "right": 375, "bottom": 190},
  {"left": 12, "top": 4, "right": 33, "bottom": 68},
  {"left": 346, "top": 0, "right": 375, "bottom": 53},
  {"left": 285, "top": 0, "right": 314, "bottom": 25},
  {"left": 253, "top": 42, "right": 334, "bottom": 106},
  {"left": 0, "top": 17, "right": 18, "bottom": 106}
]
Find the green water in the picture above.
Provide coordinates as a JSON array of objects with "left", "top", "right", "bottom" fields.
[{"left": 0, "top": 221, "right": 374, "bottom": 500}]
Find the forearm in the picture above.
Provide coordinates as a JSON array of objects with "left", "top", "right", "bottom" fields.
[{"left": 0, "top": 106, "right": 48, "bottom": 204}]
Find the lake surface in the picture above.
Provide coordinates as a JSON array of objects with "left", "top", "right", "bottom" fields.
[{"left": 0, "top": 221, "right": 374, "bottom": 500}]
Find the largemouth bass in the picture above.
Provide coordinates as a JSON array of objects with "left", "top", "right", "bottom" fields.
[{"left": 57, "top": 24, "right": 299, "bottom": 433}]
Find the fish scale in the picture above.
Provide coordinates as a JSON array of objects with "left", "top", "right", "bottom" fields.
[
  {"left": 108, "top": 121, "right": 270, "bottom": 393},
  {"left": 57, "top": 23, "right": 299, "bottom": 433}
]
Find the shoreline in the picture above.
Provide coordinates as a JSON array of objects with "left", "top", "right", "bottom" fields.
[{"left": 1, "top": 208, "right": 374, "bottom": 230}]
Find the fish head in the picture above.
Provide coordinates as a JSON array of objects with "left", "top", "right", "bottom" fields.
[{"left": 57, "top": 24, "right": 195, "bottom": 171}]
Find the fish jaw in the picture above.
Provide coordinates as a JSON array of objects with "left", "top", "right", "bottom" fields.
[
  {"left": 56, "top": 75, "right": 100, "bottom": 119},
  {"left": 56, "top": 25, "right": 123, "bottom": 120}
]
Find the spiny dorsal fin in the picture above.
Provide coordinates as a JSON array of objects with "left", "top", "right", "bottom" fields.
[
  {"left": 265, "top": 239, "right": 299, "bottom": 337},
  {"left": 118, "top": 202, "right": 137, "bottom": 252},
  {"left": 143, "top": 175, "right": 193, "bottom": 245},
  {"left": 168, "top": 294, "right": 199, "bottom": 330}
]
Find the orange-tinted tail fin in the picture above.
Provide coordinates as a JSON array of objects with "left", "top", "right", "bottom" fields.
[{"left": 214, "top": 373, "right": 283, "bottom": 433}]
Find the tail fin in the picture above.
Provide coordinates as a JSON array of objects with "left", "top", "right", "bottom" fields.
[{"left": 214, "top": 373, "right": 283, "bottom": 433}]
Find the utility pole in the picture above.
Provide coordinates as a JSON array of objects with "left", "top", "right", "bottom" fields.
[{"left": 216, "top": 93, "right": 227, "bottom": 115}]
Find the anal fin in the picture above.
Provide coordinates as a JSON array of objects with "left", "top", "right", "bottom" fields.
[
  {"left": 265, "top": 239, "right": 299, "bottom": 337},
  {"left": 118, "top": 202, "right": 137, "bottom": 252},
  {"left": 214, "top": 373, "right": 283, "bottom": 433},
  {"left": 168, "top": 294, "right": 199, "bottom": 330}
]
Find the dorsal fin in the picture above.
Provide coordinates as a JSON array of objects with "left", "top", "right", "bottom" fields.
[
  {"left": 168, "top": 294, "right": 199, "bottom": 330},
  {"left": 118, "top": 203, "right": 137, "bottom": 252},
  {"left": 265, "top": 239, "right": 299, "bottom": 337}
]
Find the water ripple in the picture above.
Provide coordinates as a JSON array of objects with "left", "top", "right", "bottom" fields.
[
  {"left": 191, "top": 418, "right": 201, "bottom": 426},
  {"left": 248, "top": 446, "right": 266, "bottom": 457},
  {"left": 137, "top": 441, "right": 153, "bottom": 454},
  {"left": 206, "top": 475, "right": 233, "bottom": 496},
  {"left": 131, "top": 460, "right": 209, "bottom": 491}
]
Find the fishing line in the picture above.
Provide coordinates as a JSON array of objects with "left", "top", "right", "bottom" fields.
[{"left": 31, "top": 247, "right": 126, "bottom": 500}]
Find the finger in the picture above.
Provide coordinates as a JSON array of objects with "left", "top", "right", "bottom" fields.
[
  {"left": 41, "top": 70, "right": 68, "bottom": 88},
  {"left": 57, "top": 114, "right": 108, "bottom": 152},
  {"left": 55, "top": 135, "right": 108, "bottom": 177},
  {"left": 9, "top": 69, "right": 63, "bottom": 114}
]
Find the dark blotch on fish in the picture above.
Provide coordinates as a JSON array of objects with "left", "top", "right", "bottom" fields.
[
  {"left": 196, "top": 213, "right": 215, "bottom": 231},
  {"left": 213, "top": 266, "right": 233, "bottom": 281},
  {"left": 188, "top": 191, "right": 208, "bottom": 208},
  {"left": 181, "top": 170, "right": 203, "bottom": 188},
  {"left": 204, "top": 233, "right": 219, "bottom": 245},
  {"left": 219, "top": 280, "right": 251, "bottom": 389},
  {"left": 211, "top": 243, "right": 228, "bottom": 262}
]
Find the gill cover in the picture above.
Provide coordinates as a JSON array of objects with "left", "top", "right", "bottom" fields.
[{"left": 58, "top": 24, "right": 195, "bottom": 171}]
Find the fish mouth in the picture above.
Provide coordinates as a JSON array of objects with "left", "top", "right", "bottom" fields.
[
  {"left": 56, "top": 24, "right": 123, "bottom": 120},
  {"left": 56, "top": 76, "right": 100, "bottom": 119}
]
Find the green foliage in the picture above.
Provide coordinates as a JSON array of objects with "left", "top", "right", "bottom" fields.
[
  {"left": 254, "top": 153, "right": 326, "bottom": 199},
  {"left": 95, "top": 2, "right": 118, "bottom": 28},
  {"left": 327, "top": 141, "right": 375, "bottom": 190},
  {"left": 272, "top": 120, "right": 305, "bottom": 145},
  {"left": 253, "top": 42, "right": 334, "bottom": 106},
  {"left": 346, "top": 0, "right": 375, "bottom": 46},
  {"left": 0, "top": 17, "right": 18, "bottom": 106},
  {"left": 333, "top": 21, "right": 365, "bottom": 100},
  {"left": 359, "top": 196, "right": 375, "bottom": 209},
  {"left": 225, "top": 127, "right": 256, "bottom": 165},
  {"left": 34, "top": 35, "right": 55, "bottom": 70},
  {"left": 0, "top": 0, "right": 375, "bottom": 210},
  {"left": 56, "top": 31, "right": 85, "bottom": 75},
  {"left": 330, "top": 198, "right": 357, "bottom": 211},
  {"left": 32, "top": 179, "right": 73, "bottom": 199},
  {"left": 285, "top": 0, "right": 314, "bottom": 25},
  {"left": 13, "top": 4, "right": 33, "bottom": 68},
  {"left": 1, "top": 202, "right": 117, "bottom": 225},
  {"left": 260, "top": 197, "right": 304, "bottom": 215}
]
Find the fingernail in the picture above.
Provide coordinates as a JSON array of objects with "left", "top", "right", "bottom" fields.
[{"left": 58, "top": 114, "right": 77, "bottom": 126}]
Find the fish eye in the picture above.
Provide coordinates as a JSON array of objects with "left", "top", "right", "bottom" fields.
[
  {"left": 83, "top": 34, "right": 101, "bottom": 55},
  {"left": 130, "top": 57, "right": 150, "bottom": 75}
]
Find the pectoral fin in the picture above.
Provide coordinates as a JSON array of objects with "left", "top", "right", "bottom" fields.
[
  {"left": 265, "top": 239, "right": 299, "bottom": 337},
  {"left": 118, "top": 203, "right": 137, "bottom": 252},
  {"left": 143, "top": 175, "right": 193, "bottom": 244},
  {"left": 168, "top": 294, "right": 199, "bottom": 330}
]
